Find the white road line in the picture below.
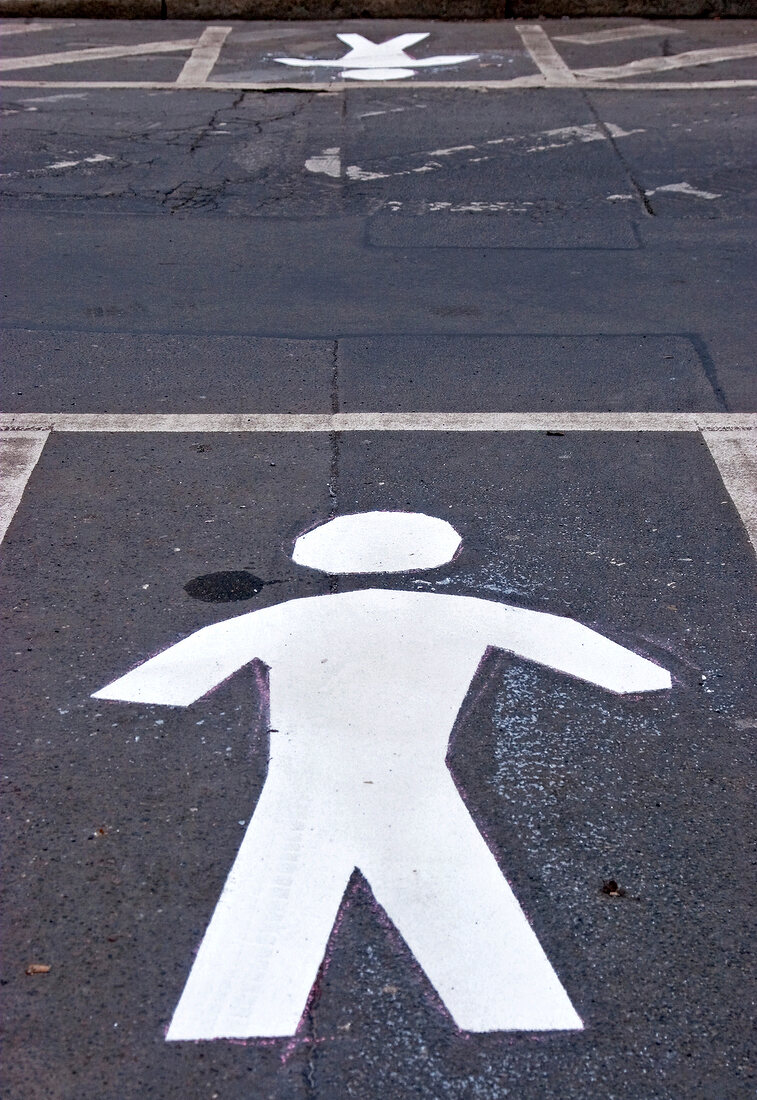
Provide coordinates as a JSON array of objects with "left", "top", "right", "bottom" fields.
[
  {"left": 20, "top": 92, "right": 88, "bottom": 102},
  {"left": 0, "top": 431, "right": 48, "bottom": 545},
  {"left": 338, "top": 119, "right": 641, "bottom": 183},
  {"left": 46, "top": 153, "right": 112, "bottom": 170},
  {"left": 576, "top": 41, "right": 757, "bottom": 82},
  {"left": 2, "top": 78, "right": 757, "bottom": 92},
  {"left": 554, "top": 24, "right": 683, "bottom": 46},
  {"left": 648, "top": 182, "right": 721, "bottom": 200},
  {"left": 0, "top": 22, "right": 74, "bottom": 36},
  {"left": 703, "top": 432, "right": 757, "bottom": 555},
  {"left": 515, "top": 25, "right": 576, "bottom": 85},
  {"left": 175, "top": 26, "right": 231, "bottom": 86},
  {"left": 0, "top": 38, "right": 200, "bottom": 73},
  {"left": 1, "top": 412, "right": 754, "bottom": 433},
  {"left": 384, "top": 200, "right": 533, "bottom": 213},
  {"left": 2, "top": 416, "right": 754, "bottom": 559}
]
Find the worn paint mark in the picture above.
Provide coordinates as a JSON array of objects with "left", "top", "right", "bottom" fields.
[
  {"left": 384, "top": 200, "right": 534, "bottom": 213},
  {"left": 426, "top": 144, "right": 477, "bottom": 156},
  {"left": 20, "top": 92, "right": 88, "bottom": 102},
  {"left": 555, "top": 24, "right": 684, "bottom": 46},
  {"left": 304, "top": 147, "right": 341, "bottom": 178},
  {"left": 647, "top": 181, "right": 721, "bottom": 200},
  {"left": 0, "top": 21, "right": 74, "bottom": 35},
  {"left": 46, "top": 153, "right": 112, "bottom": 170},
  {"left": 345, "top": 164, "right": 390, "bottom": 181},
  {"left": 576, "top": 41, "right": 757, "bottom": 82},
  {"left": 357, "top": 105, "right": 427, "bottom": 119},
  {"left": 335, "top": 120, "right": 643, "bottom": 183},
  {"left": 526, "top": 122, "right": 644, "bottom": 152}
]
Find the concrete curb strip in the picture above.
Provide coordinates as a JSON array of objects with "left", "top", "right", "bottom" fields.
[{"left": 1, "top": 2, "right": 755, "bottom": 19}]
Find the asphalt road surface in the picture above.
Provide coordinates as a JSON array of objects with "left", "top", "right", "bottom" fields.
[{"left": 2, "top": 18, "right": 756, "bottom": 1100}]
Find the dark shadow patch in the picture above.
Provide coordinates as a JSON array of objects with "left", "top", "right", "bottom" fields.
[{"left": 184, "top": 570, "right": 266, "bottom": 603}]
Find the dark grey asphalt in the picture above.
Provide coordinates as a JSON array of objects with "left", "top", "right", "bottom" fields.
[
  {"left": 2, "top": 80, "right": 756, "bottom": 407},
  {"left": 2, "top": 19, "right": 756, "bottom": 1100}
]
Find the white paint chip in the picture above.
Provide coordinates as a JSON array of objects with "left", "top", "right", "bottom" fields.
[
  {"left": 646, "top": 181, "right": 721, "bottom": 200},
  {"left": 345, "top": 164, "right": 389, "bottom": 181},
  {"left": 46, "top": 153, "right": 112, "bottom": 170},
  {"left": 305, "top": 147, "right": 341, "bottom": 178},
  {"left": 426, "top": 145, "right": 476, "bottom": 156},
  {"left": 385, "top": 200, "right": 533, "bottom": 214},
  {"left": 526, "top": 121, "right": 643, "bottom": 152},
  {"left": 358, "top": 105, "right": 426, "bottom": 118}
]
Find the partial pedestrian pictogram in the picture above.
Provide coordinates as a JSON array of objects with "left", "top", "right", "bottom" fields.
[{"left": 275, "top": 32, "right": 478, "bottom": 82}]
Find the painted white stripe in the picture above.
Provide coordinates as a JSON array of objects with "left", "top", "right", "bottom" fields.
[
  {"left": 576, "top": 42, "right": 757, "bottom": 82},
  {"left": 647, "top": 182, "right": 721, "bottom": 200},
  {"left": 385, "top": 200, "right": 533, "bottom": 213},
  {"left": 0, "top": 38, "right": 201, "bottom": 73},
  {"left": 703, "top": 432, "right": 757, "bottom": 555},
  {"left": 1, "top": 412, "right": 755, "bottom": 433},
  {"left": 341, "top": 118, "right": 641, "bottom": 183},
  {"left": 46, "top": 153, "right": 112, "bottom": 170},
  {"left": 1, "top": 419, "right": 754, "bottom": 564},
  {"left": 20, "top": 92, "right": 88, "bottom": 102},
  {"left": 175, "top": 26, "right": 231, "bottom": 86},
  {"left": 0, "top": 431, "right": 48, "bottom": 545},
  {"left": 2, "top": 78, "right": 757, "bottom": 92},
  {"left": 555, "top": 24, "right": 683, "bottom": 46},
  {"left": 0, "top": 22, "right": 74, "bottom": 36},
  {"left": 515, "top": 25, "right": 576, "bottom": 85}
]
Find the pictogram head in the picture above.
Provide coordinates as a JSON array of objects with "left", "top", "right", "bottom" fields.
[{"left": 292, "top": 511, "right": 461, "bottom": 574}]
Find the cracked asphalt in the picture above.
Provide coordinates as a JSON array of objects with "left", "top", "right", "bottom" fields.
[{"left": 1, "top": 17, "right": 756, "bottom": 1100}]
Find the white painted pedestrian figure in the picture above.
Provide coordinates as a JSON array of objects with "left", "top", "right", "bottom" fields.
[
  {"left": 93, "top": 511, "right": 671, "bottom": 1041},
  {"left": 275, "top": 32, "right": 477, "bottom": 81}
]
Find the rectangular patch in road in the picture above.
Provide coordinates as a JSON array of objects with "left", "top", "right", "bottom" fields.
[
  {"left": 1, "top": 428, "right": 754, "bottom": 1098},
  {"left": 337, "top": 335, "right": 721, "bottom": 412},
  {"left": 367, "top": 206, "right": 640, "bottom": 250}
]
